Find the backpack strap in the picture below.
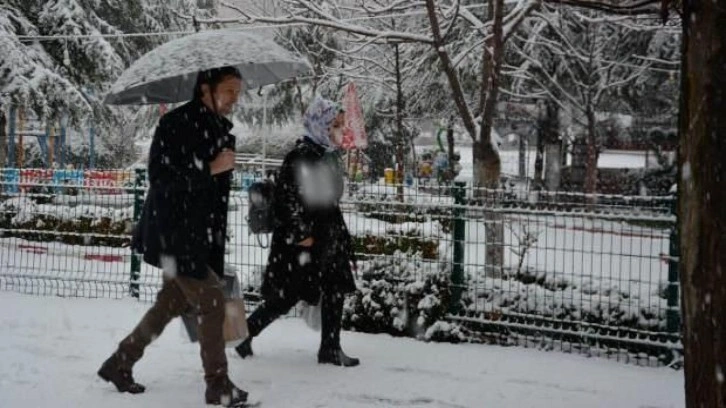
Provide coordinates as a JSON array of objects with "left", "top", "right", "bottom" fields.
[{"left": 255, "top": 233, "right": 270, "bottom": 249}]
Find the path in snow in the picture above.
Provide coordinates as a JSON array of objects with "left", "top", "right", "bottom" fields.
[{"left": 0, "top": 292, "right": 683, "bottom": 408}]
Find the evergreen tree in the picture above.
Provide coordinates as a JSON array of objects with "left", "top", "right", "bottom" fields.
[{"left": 0, "top": 0, "right": 205, "bottom": 167}]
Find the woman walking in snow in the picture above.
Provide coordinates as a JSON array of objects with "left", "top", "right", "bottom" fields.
[{"left": 236, "top": 97, "right": 359, "bottom": 367}]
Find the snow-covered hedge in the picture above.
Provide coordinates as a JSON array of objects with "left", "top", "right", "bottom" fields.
[
  {"left": 351, "top": 184, "right": 454, "bottom": 230},
  {"left": 353, "top": 231, "right": 439, "bottom": 260},
  {"left": 0, "top": 197, "right": 131, "bottom": 246},
  {"left": 342, "top": 255, "right": 469, "bottom": 343},
  {"left": 340, "top": 253, "right": 669, "bottom": 349},
  {"left": 468, "top": 272, "right": 667, "bottom": 334}
]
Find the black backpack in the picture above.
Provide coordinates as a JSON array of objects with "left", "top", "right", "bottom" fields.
[{"left": 247, "top": 179, "right": 276, "bottom": 238}]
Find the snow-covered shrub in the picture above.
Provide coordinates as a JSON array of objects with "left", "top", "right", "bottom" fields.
[
  {"left": 469, "top": 276, "right": 668, "bottom": 333},
  {"left": 0, "top": 198, "right": 131, "bottom": 246},
  {"left": 351, "top": 186, "right": 454, "bottom": 231},
  {"left": 342, "top": 255, "right": 470, "bottom": 343},
  {"left": 424, "top": 320, "right": 468, "bottom": 343},
  {"left": 0, "top": 197, "right": 38, "bottom": 225},
  {"left": 353, "top": 230, "right": 439, "bottom": 260}
]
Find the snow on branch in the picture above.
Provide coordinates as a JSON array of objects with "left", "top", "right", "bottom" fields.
[
  {"left": 543, "top": 0, "right": 661, "bottom": 15},
  {"left": 459, "top": 0, "right": 539, "bottom": 41},
  {"left": 317, "top": 40, "right": 398, "bottom": 76},
  {"left": 195, "top": 0, "right": 435, "bottom": 44},
  {"left": 357, "top": 0, "right": 428, "bottom": 15},
  {"left": 424, "top": 0, "right": 476, "bottom": 139},
  {"left": 503, "top": 0, "right": 541, "bottom": 43}
]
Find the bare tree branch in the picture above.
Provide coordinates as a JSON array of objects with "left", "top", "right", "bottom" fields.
[
  {"left": 441, "top": 0, "right": 462, "bottom": 42},
  {"left": 425, "top": 0, "right": 476, "bottom": 139},
  {"left": 452, "top": 37, "right": 487, "bottom": 67},
  {"left": 204, "top": 1, "right": 436, "bottom": 44},
  {"left": 503, "top": 0, "right": 542, "bottom": 43},
  {"left": 358, "top": 0, "right": 427, "bottom": 15},
  {"left": 543, "top": 0, "right": 661, "bottom": 15}
]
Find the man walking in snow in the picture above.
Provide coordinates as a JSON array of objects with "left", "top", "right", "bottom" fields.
[{"left": 98, "top": 66, "right": 249, "bottom": 407}]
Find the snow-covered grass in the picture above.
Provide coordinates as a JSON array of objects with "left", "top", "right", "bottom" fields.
[
  {"left": 351, "top": 183, "right": 454, "bottom": 206},
  {"left": 487, "top": 215, "right": 669, "bottom": 289},
  {"left": 0, "top": 292, "right": 684, "bottom": 408},
  {"left": 450, "top": 146, "right": 651, "bottom": 182},
  {"left": 460, "top": 213, "right": 670, "bottom": 334}
]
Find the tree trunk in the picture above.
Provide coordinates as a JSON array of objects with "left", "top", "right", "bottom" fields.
[
  {"left": 446, "top": 122, "right": 455, "bottom": 180},
  {"left": 544, "top": 143, "right": 562, "bottom": 191},
  {"left": 477, "top": 0, "right": 506, "bottom": 278},
  {"left": 534, "top": 107, "right": 545, "bottom": 189},
  {"left": 48, "top": 123, "right": 55, "bottom": 167},
  {"left": 584, "top": 108, "right": 599, "bottom": 196},
  {"left": 17, "top": 109, "right": 24, "bottom": 169},
  {"left": 679, "top": 1, "right": 726, "bottom": 406},
  {"left": 424, "top": 0, "right": 476, "bottom": 139},
  {"left": 394, "top": 43, "right": 405, "bottom": 202},
  {"left": 476, "top": 0, "right": 505, "bottom": 193},
  {"left": 571, "top": 133, "right": 587, "bottom": 191},
  {"left": 0, "top": 109, "right": 7, "bottom": 168},
  {"left": 543, "top": 100, "right": 561, "bottom": 191},
  {"left": 473, "top": 142, "right": 503, "bottom": 191},
  {"left": 518, "top": 133, "right": 527, "bottom": 178}
]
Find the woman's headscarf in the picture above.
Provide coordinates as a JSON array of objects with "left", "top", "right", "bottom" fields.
[{"left": 302, "top": 96, "right": 343, "bottom": 150}]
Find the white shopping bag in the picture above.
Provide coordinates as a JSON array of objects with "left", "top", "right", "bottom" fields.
[
  {"left": 181, "top": 265, "right": 248, "bottom": 347},
  {"left": 300, "top": 298, "right": 322, "bottom": 331}
]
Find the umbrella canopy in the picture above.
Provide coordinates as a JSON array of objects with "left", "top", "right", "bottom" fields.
[{"left": 105, "top": 30, "right": 311, "bottom": 105}]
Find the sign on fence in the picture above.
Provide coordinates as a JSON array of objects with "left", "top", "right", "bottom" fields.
[
  {"left": 19, "top": 169, "right": 53, "bottom": 192},
  {"left": 1, "top": 169, "right": 20, "bottom": 193},
  {"left": 1, "top": 169, "right": 133, "bottom": 194},
  {"left": 52, "top": 170, "right": 84, "bottom": 194},
  {"left": 84, "top": 170, "right": 132, "bottom": 194}
]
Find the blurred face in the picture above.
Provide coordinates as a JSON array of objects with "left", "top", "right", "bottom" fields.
[
  {"left": 202, "top": 76, "right": 243, "bottom": 115},
  {"left": 329, "top": 111, "right": 346, "bottom": 146}
]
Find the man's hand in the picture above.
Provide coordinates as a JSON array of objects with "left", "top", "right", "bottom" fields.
[
  {"left": 210, "top": 149, "right": 235, "bottom": 175},
  {"left": 298, "top": 237, "right": 314, "bottom": 247}
]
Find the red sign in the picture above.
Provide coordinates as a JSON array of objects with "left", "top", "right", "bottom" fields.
[
  {"left": 341, "top": 82, "right": 368, "bottom": 150},
  {"left": 83, "top": 170, "right": 131, "bottom": 194},
  {"left": 19, "top": 169, "right": 53, "bottom": 191}
]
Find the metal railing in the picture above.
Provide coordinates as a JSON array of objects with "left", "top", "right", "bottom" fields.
[{"left": 0, "top": 167, "right": 681, "bottom": 366}]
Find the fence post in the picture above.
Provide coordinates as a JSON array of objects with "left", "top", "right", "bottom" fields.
[
  {"left": 666, "top": 195, "right": 680, "bottom": 336},
  {"left": 130, "top": 168, "right": 146, "bottom": 298},
  {"left": 449, "top": 181, "right": 466, "bottom": 314}
]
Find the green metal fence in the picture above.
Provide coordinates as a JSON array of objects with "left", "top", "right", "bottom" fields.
[{"left": 0, "top": 167, "right": 681, "bottom": 365}]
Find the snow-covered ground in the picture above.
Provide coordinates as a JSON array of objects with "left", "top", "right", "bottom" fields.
[
  {"left": 0, "top": 292, "right": 684, "bottom": 408},
  {"left": 447, "top": 147, "right": 650, "bottom": 182}
]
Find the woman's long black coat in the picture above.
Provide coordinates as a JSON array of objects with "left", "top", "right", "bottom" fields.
[{"left": 260, "top": 138, "right": 356, "bottom": 303}]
